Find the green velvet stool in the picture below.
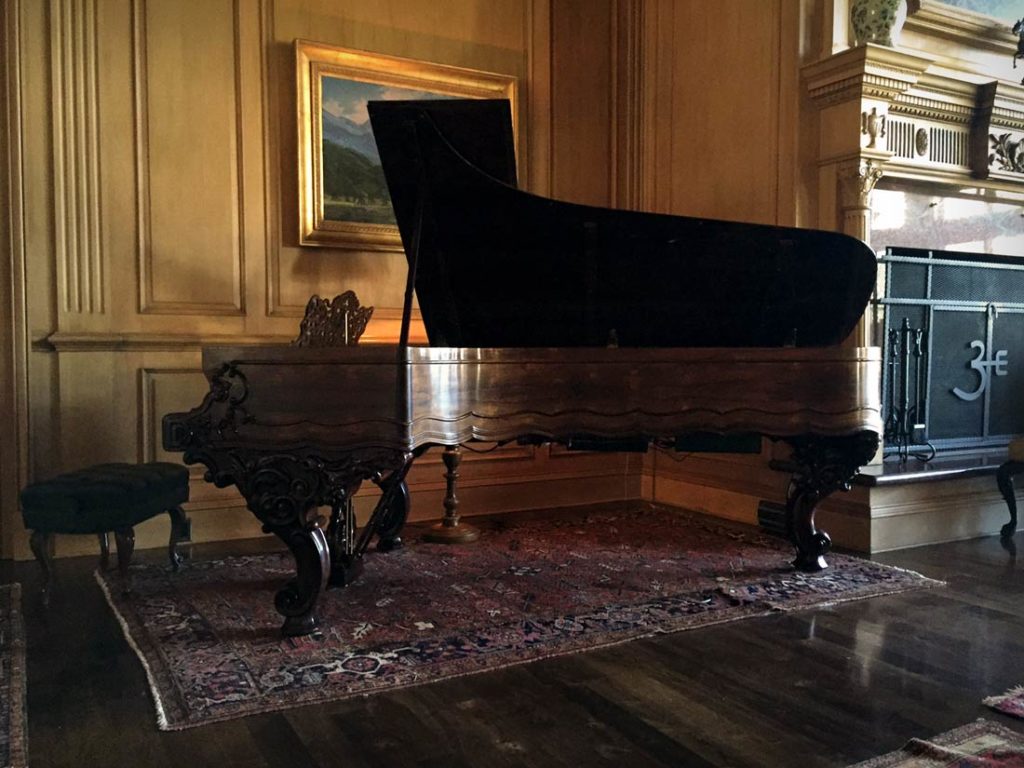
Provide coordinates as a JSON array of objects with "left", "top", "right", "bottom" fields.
[{"left": 20, "top": 462, "right": 190, "bottom": 602}]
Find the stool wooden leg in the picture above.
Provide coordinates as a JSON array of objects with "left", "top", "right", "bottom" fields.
[
  {"left": 167, "top": 506, "right": 190, "bottom": 571},
  {"left": 28, "top": 530, "right": 53, "bottom": 607},
  {"left": 114, "top": 526, "right": 135, "bottom": 594},
  {"left": 997, "top": 461, "right": 1024, "bottom": 539},
  {"left": 98, "top": 532, "right": 110, "bottom": 570}
]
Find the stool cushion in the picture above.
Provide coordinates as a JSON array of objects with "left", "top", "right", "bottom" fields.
[
  {"left": 20, "top": 462, "right": 189, "bottom": 534},
  {"left": 1010, "top": 439, "right": 1024, "bottom": 463}
]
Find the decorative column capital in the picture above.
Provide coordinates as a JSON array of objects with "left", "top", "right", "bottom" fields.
[{"left": 837, "top": 158, "right": 885, "bottom": 211}]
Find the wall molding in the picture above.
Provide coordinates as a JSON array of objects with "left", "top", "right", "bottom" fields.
[
  {"left": 138, "top": 367, "right": 201, "bottom": 464},
  {"left": 50, "top": 0, "right": 104, "bottom": 315},
  {"left": 48, "top": 330, "right": 290, "bottom": 352},
  {"left": 1, "top": 0, "right": 31, "bottom": 559},
  {"left": 261, "top": 0, "right": 289, "bottom": 318},
  {"left": 611, "top": 0, "right": 643, "bottom": 211},
  {"left": 525, "top": 0, "right": 552, "bottom": 197},
  {"left": 133, "top": 0, "right": 246, "bottom": 316},
  {"left": 638, "top": 0, "right": 673, "bottom": 214}
]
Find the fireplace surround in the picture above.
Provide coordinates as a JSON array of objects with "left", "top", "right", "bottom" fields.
[{"left": 874, "top": 246, "right": 1024, "bottom": 459}]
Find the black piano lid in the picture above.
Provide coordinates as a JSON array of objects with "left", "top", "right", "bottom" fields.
[{"left": 368, "top": 98, "right": 877, "bottom": 349}]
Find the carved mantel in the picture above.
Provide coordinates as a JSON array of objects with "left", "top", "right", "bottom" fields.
[
  {"left": 804, "top": 33, "right": 1024, "bottom": 233},
  {"left": 803, "top": 33, "right": 1024, "bottom": 284},
  {"left": 803, "top": 45, "right": 936, "bottom": 247},
  {"left": 974, "top": 81, "right": 1024, "bottom": 180}
]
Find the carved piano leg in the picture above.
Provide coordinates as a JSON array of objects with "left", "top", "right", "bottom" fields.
[
  {"left": 179, "top": 437, "right": 410, "bottom": 636},
  {"left": 265, "top": 520, "right": 331, "bottom": 637},
  {"left": 786, "top": 483, "right": 831, "bottom": 572},
  {"left": 233, "top": 452, "right": 341, "bottom": 636},
  {"left": 784, "top": 433, "right": 879, "bottom": 572}
]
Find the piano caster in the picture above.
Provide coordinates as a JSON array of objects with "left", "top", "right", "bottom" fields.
[
  {"left": 281, "top": 611, "right": 321, "bottom": 638},
  {"left": 423, "top": 446, "right": 479, "bottom": 544},
  {"left": 792, "top": 531, "right": 831, "bottom": 573}
]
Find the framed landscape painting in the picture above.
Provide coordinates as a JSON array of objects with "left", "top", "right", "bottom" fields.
[
  {"left": 296, "top": 40, "right": 518, "bottom": 249},
  {"left": 930, "top": 0, "right": 1021, "bottom": 23}
]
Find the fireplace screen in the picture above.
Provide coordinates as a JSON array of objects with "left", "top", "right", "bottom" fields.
[{"left": 874, "top": 246, "right": 1024, "bottom": 458}]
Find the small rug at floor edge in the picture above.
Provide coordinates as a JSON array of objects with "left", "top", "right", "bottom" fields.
[
  {"left": 985, "top": 685, "right": 1024, "bottom": 720},
  {"left": 847, "top": 719, "right": 1024, "bottom": 767},
  {"left": 0, "top": 583, "right": 28, "bottom": 768},
  {"left": 97, "top": 504, "right": 942, "bottom": 731}
]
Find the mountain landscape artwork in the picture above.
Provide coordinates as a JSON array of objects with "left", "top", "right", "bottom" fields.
[
  {"left": 936, "top": 0, "right": 1022, "bottom": 24},
  {"left": 320, "top": 77, "right": 452, "bottom": 226}
]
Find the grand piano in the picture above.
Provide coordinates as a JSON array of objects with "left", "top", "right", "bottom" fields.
[{"left": 163, "top": 99, "right": 882, "bottom": 637}]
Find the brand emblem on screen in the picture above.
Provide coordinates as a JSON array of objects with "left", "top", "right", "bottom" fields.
[{"left": 952, "top": 339, "right": 1008, "bottom": 402}]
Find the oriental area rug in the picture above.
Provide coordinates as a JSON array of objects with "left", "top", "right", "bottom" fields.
[
  {"left": 986, "top": 686, "right": 1024, "bottom": 720},
  {"left": 848, "top": 720, "right": 1024, "bottom": 767},
  {"left": 97, "top": 504, "right": 940, "bottom": 731},
  {"left": 0, "top": 584, "right": 27, "bottom": 768}
]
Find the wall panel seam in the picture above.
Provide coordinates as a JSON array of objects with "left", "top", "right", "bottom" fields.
[
  {"left": 263, "top": 0, "right": 288, "bottom": 318},
  {"left": 132, "top": 0, "right": 151, "bottom": 315},
  {"left": 231, "top": 0, "right": 247, "bottom": 315}
]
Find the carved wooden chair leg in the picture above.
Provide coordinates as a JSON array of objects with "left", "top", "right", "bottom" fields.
[
  {"left": 98, "top": 532, "right": 110, "bottom": 570},
  {"left": 28, "top": 530, "right": 53, "bottom": 607},
  {"left": 113, "top": 526, "right": 136, "bottom": 594},
  {"left": 997, "top": 460, "right": 1024, "bottom": 539},
  {"left": 166, "top": 506, "right": 190, "bottom": 571}
]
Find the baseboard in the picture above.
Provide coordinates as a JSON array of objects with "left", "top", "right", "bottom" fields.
[{"left": 39, "top": 469, "right": 645, "bottom": 561}]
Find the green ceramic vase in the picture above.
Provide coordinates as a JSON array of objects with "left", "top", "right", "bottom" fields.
[{"left": 850, "top": 0, "right": 908, "bottom": 46}]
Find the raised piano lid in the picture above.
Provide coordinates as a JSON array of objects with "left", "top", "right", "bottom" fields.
[{"left": 368, "top": 99, "right": 877, "bottom": 349}]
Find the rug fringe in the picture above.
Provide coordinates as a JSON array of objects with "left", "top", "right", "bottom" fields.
[
  {"left": 868, "top": 562, "right": 945, "bottom": 586},
  {"left": 983, "top": 684, "right": 1024, "bottom": 707},
  {"left": 94, "top": 570, "right": 170, "bottom": 730},
  {"left": 773, "top": 582, "right": 945, "bottom": 613}
]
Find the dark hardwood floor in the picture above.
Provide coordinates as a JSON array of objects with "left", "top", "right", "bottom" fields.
[{"left": 5, "top": 513, "right": 1024, "bottom": 768}]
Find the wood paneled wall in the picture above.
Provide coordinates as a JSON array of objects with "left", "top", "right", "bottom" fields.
[
  {"left": 638, "top": 0, "right": 802, "bottom": 225},
  {"left": 1, "top": 0, "right": 820, "bottom": 560},
  {"left": 637, "top": 0, "right": 808, "bottom": 526},
  {"left": 0, "top": 0, "right": 649, "bottom": 561}
]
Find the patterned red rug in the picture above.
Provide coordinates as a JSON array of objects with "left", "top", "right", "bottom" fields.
[
  {"left": 97, "top": 504, "right": 941, "bottom": 730},
  {"left": 986, "top": 686, "right": 1024, "bottom": 720},
  {"left": 0, "top": 583, "right": 27, "bottom": 768},
  {"left": 848, "top": 719, "right": 1024, "bottom": 767}
]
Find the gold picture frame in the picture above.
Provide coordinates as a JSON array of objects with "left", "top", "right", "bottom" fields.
[{"left": 296, "top": 40, "right": 518, "bottom": 249}]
